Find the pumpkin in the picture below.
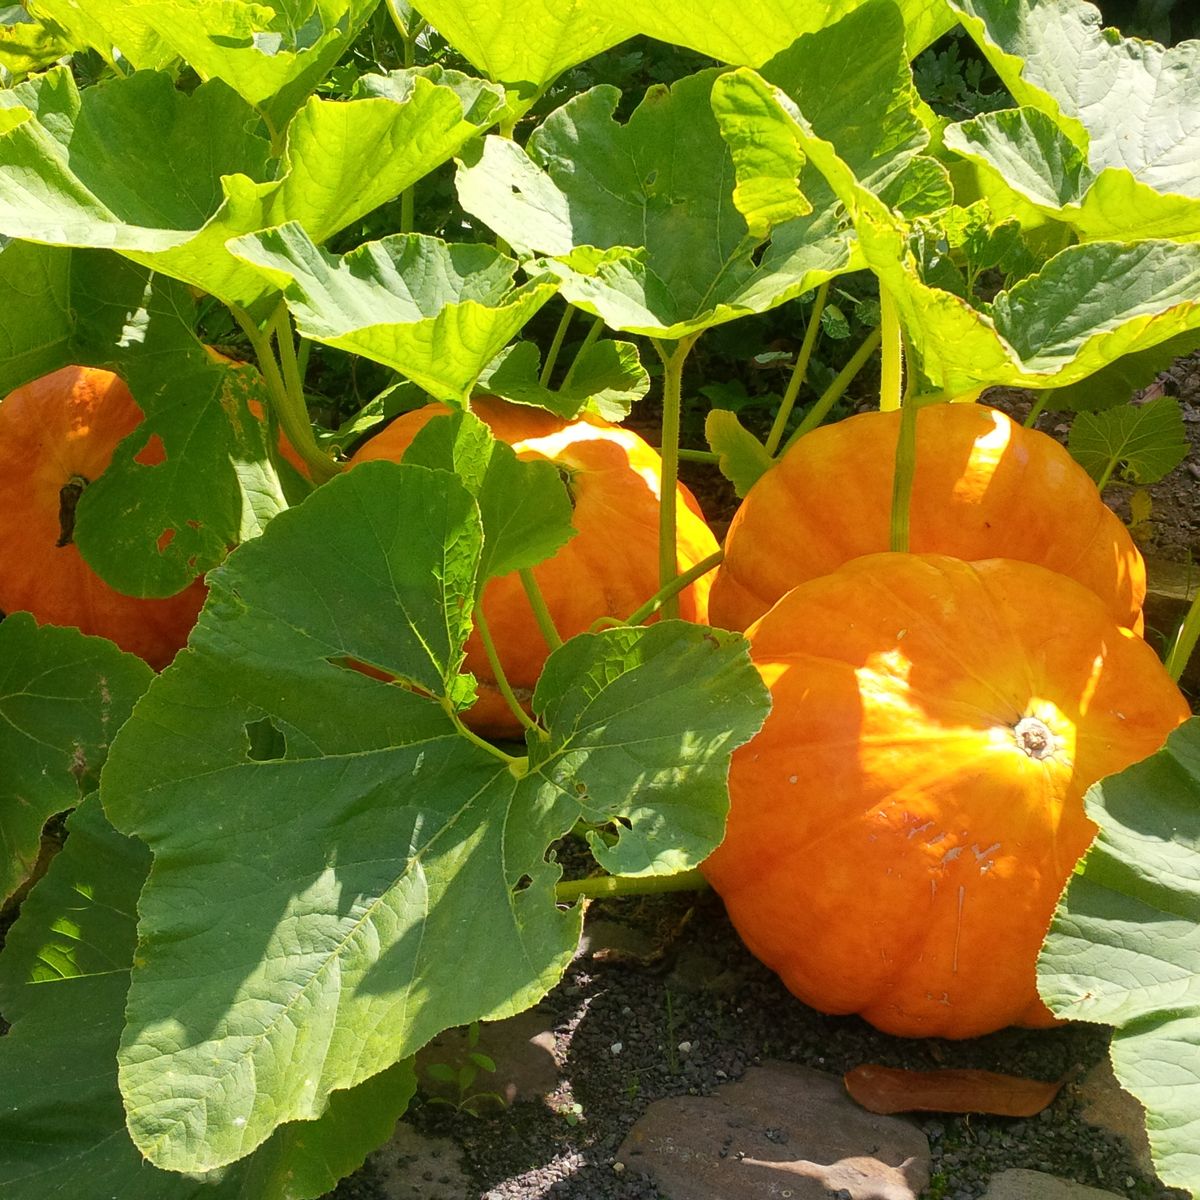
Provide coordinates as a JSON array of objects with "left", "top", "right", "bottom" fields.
[
  {"left": 350, "top": 396, "right": 720, "bottom": 736},
  {"left": 710, "top": 403, "right": 1146, "bottom": 633},
  {"left": 701, "top": 553, "right": 1190, "bottom": 1039},
  {"left": 0, "top": 365, "right": 207, "bottom": 669}
]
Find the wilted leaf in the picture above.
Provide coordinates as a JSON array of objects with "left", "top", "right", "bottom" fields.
[{"left": 845, "top": 1064, "right": 1063, "bottom": 1116}]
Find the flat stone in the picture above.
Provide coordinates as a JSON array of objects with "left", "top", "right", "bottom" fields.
[
  {"left": 1076, "top": 1058, "right": 1155, "bottom": 1177},
  {"left": 576, "top": 918, "right": 660, "bottom": 963},
  {"left": 979, "top": 1168, "right": 1126, "bottom": 1200},
  {"left": 370, "top": 1121, "right": 475, "bottom": 1200},
  {"left": 415, "top": 1009, "right": 559, "bottom": 1108},
  {"left": 618, "top": 1061, "right": 929, "bottom": 1199}
]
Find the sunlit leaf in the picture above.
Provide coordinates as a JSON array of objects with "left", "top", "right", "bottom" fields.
[{"left": 1068, "top": 397, "right": 1189, "bottom": 488}]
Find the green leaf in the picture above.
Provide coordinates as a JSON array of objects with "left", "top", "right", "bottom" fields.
[
  {"left": 623, "top": 0, "right": 956, "bottom": 63},
  {"left": 403, "top": 0, "right": 630, "bottom": 94},
  {"left": 0, "top": 9, "right": 74, "bottom": 76},
  {"left": 704, "top": 409, "right": 773, "bottom": 497},
  {"left": 229, "top": 223, "right": 558, "bottom": 401},
  {"left": 0, "top": 616, "right": 150, "bottom": 905},
  {"left": 953, "top": 0, "right": 1200, "bottom": 197},
  {"left": 30, "top": 0, "right": 178, "bottom": 70},
  {"left": 400, "top": 408, "right": 577, "bottom": 586},
  {"left": 1039, "top": 719, "right": 1200, "bottom": 1197},
  {"left": 0, "top": 67, "right": 503, "bottom": 310},
  {"left": 1067, "top": 397, "right": 1189, "bottom": 489},
  {"left": 477, "top": 338, "right": 649, "bottom": 421},
  {"left": 711, "top": 67, "right": 1200, "bottom": 394},
  {"left": 945, "top": 106, "right": 1200, "bottom": 244},
  {"left": 1047, "top": 329, "right": 1200, "bottom": 413},
  {"left": 101, "top": 462, "right": 767, "bottom": 1171},
  {"left": 0, "top": 795, "right": 416, "bottom": 1199}
]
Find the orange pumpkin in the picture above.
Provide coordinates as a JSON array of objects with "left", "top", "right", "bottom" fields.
[
  {"left": 0, "top": 366, "right": 207, "bottom": 669},
  {"left": 350, "top": 397, "right": 720, "bottom": 736},
  {"left": 701, "top": 553, "right": 1189, "bottom": 1039},
  {"left": 710, "top": 403, "right": 1146, "bottom": 633}
]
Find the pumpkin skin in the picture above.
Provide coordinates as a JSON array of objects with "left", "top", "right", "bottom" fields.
[
  {"left": 701, "top": 553, "right": 1190, "bottom": 1039},
  {"left": 0, "top": 366, "right": 207, "bottom": 669},
  {"left": 710, "top": 403, "right": 1146, "bottom": 633},
  {"left": 350, "top": 397, "right": 720, "bottom": 736}
]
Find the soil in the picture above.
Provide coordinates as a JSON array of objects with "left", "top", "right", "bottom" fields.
[{"left": 329, "top": 356, "right": 1200, "bottom": 1200}]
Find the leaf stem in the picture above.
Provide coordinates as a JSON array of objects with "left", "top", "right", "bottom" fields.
[
  {"left": 560, "top": 315, "right": 604, "bottom": 392},
  {"left": 678, "top": 448, "right": 720, "bottom": 464},
  {"left": 879, "top": 288, "right": 903, "bottom": 412},
  {"left": 540, "top": 305, "right": 575, "bottom": 386},
  {"left": 473, "top": 603, "right": 545, "bottom": 736},
  {"left": 765, "top": 281, "right": 828, "bottom": 457},
  {"left": 231, "top": 304, "right": 341, "bottom": 483},
  {"left": 1024, "top": 390, "right": 1052, "bottom": 429},
  {"left": 443, "top": 699, "right": 524, "bottom": 765},
  {"left": 554, "top": 869, "right": 710, "bottom": 903},
  {"left": 1165, "top": 574, "right": 1200, "bottom": 684},
  {"left": 519, "top": 568, "right": 562, "bottom": 651},
  {"left": 890, "top": 396, "right": 920, "bottom": 553},
  {"left": 622, "top": 549, "right": 724, "bottom": 627},
  {"left": 652, "top": 337, "right": 698, "bottom": 620},
  {"left": 784, "top": 326, "right": 883, "bottom": 450}
]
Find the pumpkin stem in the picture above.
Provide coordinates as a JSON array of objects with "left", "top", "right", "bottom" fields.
[
  {"left": 1014, "top": 716, "right": 1056, "bottom": 760},
  {"left": 56, "top": 475, "right": 89, "bottom": 547}
]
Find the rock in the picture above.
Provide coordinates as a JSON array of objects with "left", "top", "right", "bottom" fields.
[
  {"left": 1076, "top": 1058, "right": 1155, "bottom": 1177},
  {"left": 978, "top": 1168, "right": 1126, "bottom": 1199},
  {"left": 369, "top": 1122, "right": 475, "bottom": 1200},
  {"left": 576, "top": 919, "right": 660, "bottom": 963},
  {"left": 617, "top": 1061, "right": 929, "bottom": 1199},
  {"left": 414, "top": 1009, "right": 559, "bottom": 1108}
]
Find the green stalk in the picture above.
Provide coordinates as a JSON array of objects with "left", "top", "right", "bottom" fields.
[
  {"left": 230, "top": 304, "right": 341, "bottom": 483},
  {"left": 445, "top": 703, "right": 525, "bottom": 767},
  {"left": 540, "top": 305, "right": 575, "bottom": 386},
  {"left": 473, "top": 604, "right": 546, "bottom": 737},
  {"left": 765, "top": 281, "right": 829, "bottom": 457},
  {"left": 677, "top": 448, "right": 720, "bottom": 464},
  {"left": 1165, "top": 580, "right": 1200, "bottom": 684},
  {"left": 879, "top": 287, "right": 903, "bottom": 412},
  {"left": 559, "top": 315, "right": 604, "bottom": 392},
  {"left": 623, "top": 548, "right": 724, "bottom": 627},
  {"left": 519, "top": 568, "right": 563, "bottom": 651},
  {"left": 1023, "top": 390, "right": 1052, "bottom": 428},
  {"left": 652, "top": 336, "right": 698, "bottom": 620},
  {"left": 784, "top": 326, "right": 883, "bottom": 450},
  {"left": 889, "top": 395, "right": 920, "bottom": 553},
  {"left": 554, "top": 869, "right": 710, "bottom": 904}
]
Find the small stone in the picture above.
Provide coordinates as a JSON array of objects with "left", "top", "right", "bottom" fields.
[
  {"left": 612, "top": 1162, "right": 625, "bottom": 1175},
  {"left": 678, "top": 1041, "right": 693, "bottom": 1054},
  {"left": 610, "top": 1042, "right": 623, "bottom": 1055},
  {"left": 978, "top": 1168, "right": 1127, "bottom": 1199}
]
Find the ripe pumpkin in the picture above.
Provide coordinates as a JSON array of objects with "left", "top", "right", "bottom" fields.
[
  {"left": 701, "top": 552, "right": 1190, "bottom": 1039},
  {"left": 710, "top": 403, "right": 1146, "bottom": 633},
  {"left": 350, "top": 396, "right": 720, "bottom": 736},
  {"left": 0, "top": 365, "right": 207, "bottom": 669}
]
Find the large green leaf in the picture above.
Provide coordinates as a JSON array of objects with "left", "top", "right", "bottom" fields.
[
  {"left": 947, "top": 0, "right": 1200, "bottom": 242},
  {"left": 0, "top": 66, "right": 502, "bottom": 310},
  {"left": 101, "top": 461, "right": 768, "bottom": 1171},
  {"left": 1039, "top": 719, "right": 1200, "bottom": 1198},
  {"left": 0, "top": 6, "right": 75, "bottom": 76},
  {"left": 1067, "top": 396, "right": 1190, "bottom": 488},
  {"left": 459, "top": 4, "right": 942, "bottom": 340},
  {"left": 623, "top": 0, "right": 956, "bottom": 64},
  {"left": 711, "top": 66, "right": 1200, "bottom": 394},
  {"left": 410, "top": 0, "right": 630, "bottom": 96},
  {"left": 0, "top": 617, "right": 150, "bottom": 905},
  {"left": 29, "top": 0, "right": 178, "bottom": 70},
  {"left": 230, "top": 223, "right": 559, "bottom": 401},
  {"left": 0, "top": 242, "right": 291, "bottom": 596},
  {"left": 0, "top": 793, "right": 417, "bottom": 1199}
]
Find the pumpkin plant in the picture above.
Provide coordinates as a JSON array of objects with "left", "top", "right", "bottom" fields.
[
  {"left": 349, "top": 395, "right": 720, "bottom": 735},
  {"left": 0, "top": 1, "right": 1199, "bottom": 1197}
]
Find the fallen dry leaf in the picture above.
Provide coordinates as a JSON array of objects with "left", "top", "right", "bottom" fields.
[{"left": 844, "top": 1063, "right": 1064, "bottom": 1117}]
